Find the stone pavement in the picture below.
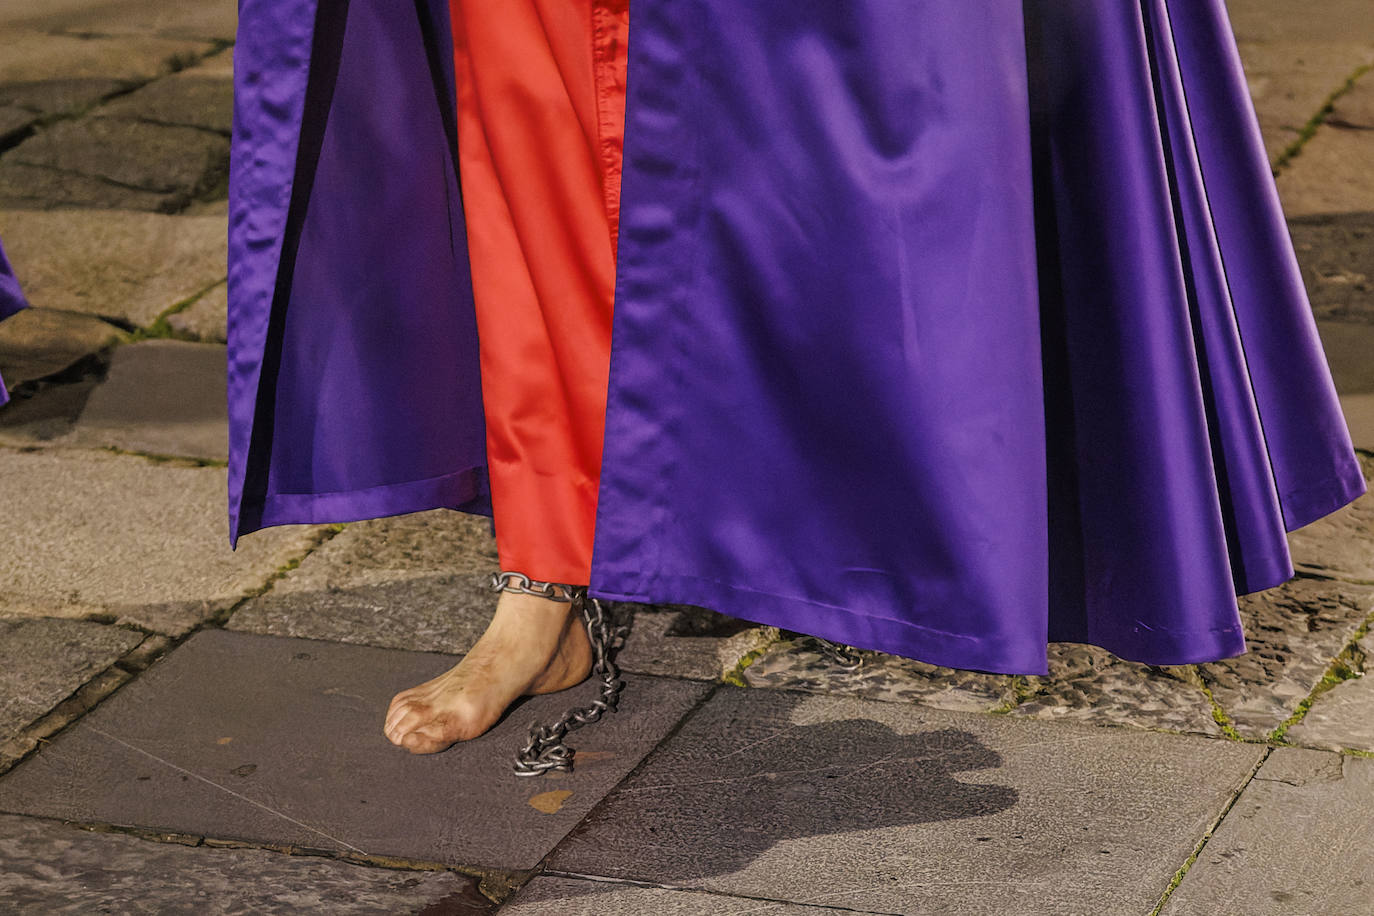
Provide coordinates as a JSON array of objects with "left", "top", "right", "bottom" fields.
[{"left": 0, "top": 1, "right": 1372, "bottom": 912}]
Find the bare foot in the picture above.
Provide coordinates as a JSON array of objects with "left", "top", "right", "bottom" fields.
[{"left": 383, "top": 588, "right": 593, "bottom": 754}]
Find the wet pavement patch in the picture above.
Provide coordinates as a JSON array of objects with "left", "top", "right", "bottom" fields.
[
  {"left": 0, "top": 629, "right": 712, "bottom": 871},
  {"left": 546, "top": 686, "right": 1263, "bottom": 915}
]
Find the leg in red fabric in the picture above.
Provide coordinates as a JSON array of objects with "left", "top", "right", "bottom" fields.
[{"left": 385, "top": 0, "right": 628, "bottom": 754}]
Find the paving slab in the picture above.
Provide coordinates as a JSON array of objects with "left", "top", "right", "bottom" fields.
[
  {"left": 0, "top": 618, "right": 142, "bottom": 746},
  {"left": 0, "top": 629, "right": 714, "bottom": 871},
  {"left": 616, "top": 603, "right": 775, "bottom": 681},
  {"left": 0, "top": 813, "right": 491, "bottom": 915},
  {"left": 504, "top": 876, "right": 857, "bottom": 915},
  {"left": 1161, "top": 749, "right": 1374, "bottom": 916},
  {"left": 1198, "top": 576, "right": 1374, "bottom": 737},
  {"left": 1233, "top": 40, "right": 1374, "bottom": 163},
  {"left": 8, "top": 0, "right": 238, "bottom": 43},
  {"left": 0, "top": 448, "right": 321, "bottom": 636},
  {"left": 1288, "top": 450, "right": 1374, "bottom": 581},
  {"left": 0, "top": 161, "right": 178, "bottom": 212},
  {"left": 57, "top": 339, "right": 228, "bottom": 461},
  {"left": 165, "top": 279, "right": 226, "bottom": 341},
  {"left": 1276, "top": 102, "right": 1374, "bottom": 217},
  {"left": 1289, "top": 212, "right": 1374, "bottom": 325},
  {"left": 0, "top": 104, "right": 32, "bottom": 145},
  {"left": 0, "top": 78, "right": 131, "bottom": 119},
  {"left": 1285, "top": 629, "right": 1374, "bottom": 752},
  {"left": 0, "top": 306, "right": 126, "bottom": 389},
  {"left": 1316, "top": 320, "right": 1374, "bottom": 395},
  {"left": 547, "top": 687, "right": 1263, "bottom": 916},
  {"left": 1341, "top": 395, "right": 1374, "bottom": 451},
  {"left": 0, "top": 30, "right": 215, "bottom": 85},
  {"left": 1012, "top": 644, "right": 1221, "bottom": 736},
  {"left": 95, "top": 69, "right": 232, "bottom": 135},
  {"left": 2, "top": 116, "right": 229, "bottom": 210},
  {"left": 0, "top": 372, "right": 103, "bottom": 446},
  {"left": 228, "top": 510, "right": 500, "bottom": 652},
  {"left": 743, "top": 634, "right": 1016, "bottom": 714},
  {"left": 0, "top": 210, "right": 227, "bottom": 327}
]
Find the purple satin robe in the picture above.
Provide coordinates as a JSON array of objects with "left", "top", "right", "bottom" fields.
[
  {"left": 0, "top": 238, "right": 29, "bottom": 406},
  {"left": 226, "top": 0, "right": 1365, "bottom": 675}
]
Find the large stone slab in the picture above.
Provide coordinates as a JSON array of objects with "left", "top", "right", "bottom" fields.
[
  {"left": 95, "top": 69, "right": 232, "bottom": 134},
  {"left": 1276, "top": 85, "right": 1374, "bottom": 217},
  {"left": 0, "top": 618, "right": 142, "bottom": 746},
  {"left": 0, "top": 629, "right": 713, "bottom": 871},
  {"left": 1, "top": 116, "right": 229, "bottom": 211},
  {"left": 1289, "top": 212, "right": 1374, "bottom": 325},
  {"left": 0, "top": 30, "right": 215, "bottom": 84},
  {"left": 0, "top": 306, "right": 126, "bottom": 390},
  {"left": 1012, "top": 644, "right": 1222, "bottom": 737},
  {"left": 1198, "top": 576, "right": 1374, "bottom": 737},
  {"left": 8, "top": 0, "right": 238, "bottom": 43},
  {"left": 1161, "top": 749, "right": 1374, "bottom": 916},
  {"left": 1285, "top": 630, "right": 1374, "bottom": 752},
  {"left": 547, "top": 687, "right": 1262, "bottom": 915},
  {"left": 58, "top": 339, "right": 228, "bottom": 461},
  {"left": 0, "top": 161, "right": 176, "bottom": 212},
  {"left": 228, "top": 511, "right": 500, "bottom": 652},
  {"left": 1341, "top": 395, "right": 1374, "bottom": 451},
  {"left": 165, "top": 278, "right": 226, "bottom": 341},
  {"left": 0, "top": 210, "right": 227, "bottom": 327},
  {"left": 1316, "top": 320, "right": 1374, "bottom": 395},
  {"left": 1287, "top": 451, "right": 1374, "bottom": 581},
  {"left": 504, "top": 876, "right": 855, "bottom": 915},
  {"left": 0, "top": 78, "right": 129, "bottom": 119},
  {"left": 0, "top": 813, "right": 491, "bottom": 915},
  {"left": 743, "top": 634, "right": 1016, "bottom": 714},
  {"left": 227, "top": 510, "right": 771, "bottom": 680},
  {"left": 0, "top": 448, "right": 321, "bottom": 635},
  {"left": 1232, "top": 40, "right": 1374, "bottom": 163}
]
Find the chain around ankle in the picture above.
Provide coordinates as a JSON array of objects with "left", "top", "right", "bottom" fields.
[{"left": 490, "top": 569, "right": 578, "bottom": 603}]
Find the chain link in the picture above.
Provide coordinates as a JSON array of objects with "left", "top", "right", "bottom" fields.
[
  {"left": 810, "top": 635, "right": 869, "bottom": 672},
  {"left": 490, "top": 570, "right": 630, "bottom": 777}
]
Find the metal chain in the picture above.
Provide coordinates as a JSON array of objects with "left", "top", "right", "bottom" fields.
[
  {"left": 489, "top": 570, "right": 630, "bottom": 777},
  {"left": 810, "top": 635, "right": 869, "bottom": 672}
]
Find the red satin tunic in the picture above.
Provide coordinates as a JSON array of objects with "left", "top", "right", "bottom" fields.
[{"left": 450, "top": 0, "right": 630, "bottom": 584}]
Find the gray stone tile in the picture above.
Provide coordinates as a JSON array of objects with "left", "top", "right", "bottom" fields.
[
  {"left": 0, "top": 629, "right": 713, "bottom": 871},
  {"left": 1199, "top": 577, "right": 1374, "bottom": 738},
  {"left": 0, "top": 78, "right": 130, "bottom": 118},
  {"left": 1316, "top": 320, "right": 1374, "bottom": 395},
  {"left": 0, "top": 448, "right": 321, "bottom": 636},
  {"left": 0, "top": 618, "right": 142, "bottom": 746},
  {"left": 14, "top": 0, "right": 238, "bottom": 43},
  {"left": 1285, "top": 630, "right": 1374, "bottom": 752},
  {"left": 1288, "top": 450, "right": 1374, "bottom": 581},
  {"left": 1277, "top": 124, "right": 1374, "bottom": 218},
  {"left": 1013, "top": 644, "right": 1222, "bottom": 737},
  {"left": 743, "top": 635, "right": 1016, "bottom": 714},
  {"left": 165, "top": 279, "right": 226, "bottom": 342},
  {"left": 228, "top": 511, "right": 771, "bottom": 680},
  {"left": 0, "top": 306, "right": 126, "bottom": 390},
  {"left": 0, "top": 812, "right": 492, "bottom": 915},
  {"left": 1342, "top": 395, "right": 1374, "bottom": 451},
  {"left": 0, "top": 373, "right": 103, "bottom": 446},
  {"left": 547, "top": 687, "right": 1262, "bottom": 915},
  {"left": 0, "top": 30, "right": 215, "bottom": 85},
  {"left": 95, "top": 70, "right": 232, "bottom": 135},
  {"left": 1233, "top": 40, "right": 1374, "bottom": 163},
  {"left": 58, "top": 339, "right": 227, "bottom": 461},
  {"left": 0, "top": 210, "right": 226, "bottom": 327},
  {"left": 0, "top": 161, "right": 178, "bottom": 212},
  {"left": 2, "top": 116, "right": 228, "bottom": 210},
  {"left": 1161, "top": 749, "right": 1374, "bottom": 916},
  {"left": 1290, "top": 212, "right": 1374, "bottom": 326},
  {"left": 505, "top": 876, "right": 853, "bottom": 915},
  {"left": 228, "top": 511, "right": 498, "bottom": 652},
  {"left": 616, "top": 603, "right": 776, "bottom": 681},
  {"left": 0, "top": 104, "right": 33, "bottom": 144}
]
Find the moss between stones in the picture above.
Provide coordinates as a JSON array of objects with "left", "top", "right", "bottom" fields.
[{"left": 1272, "top": 63, "right": 1374, "bottom": 174}]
